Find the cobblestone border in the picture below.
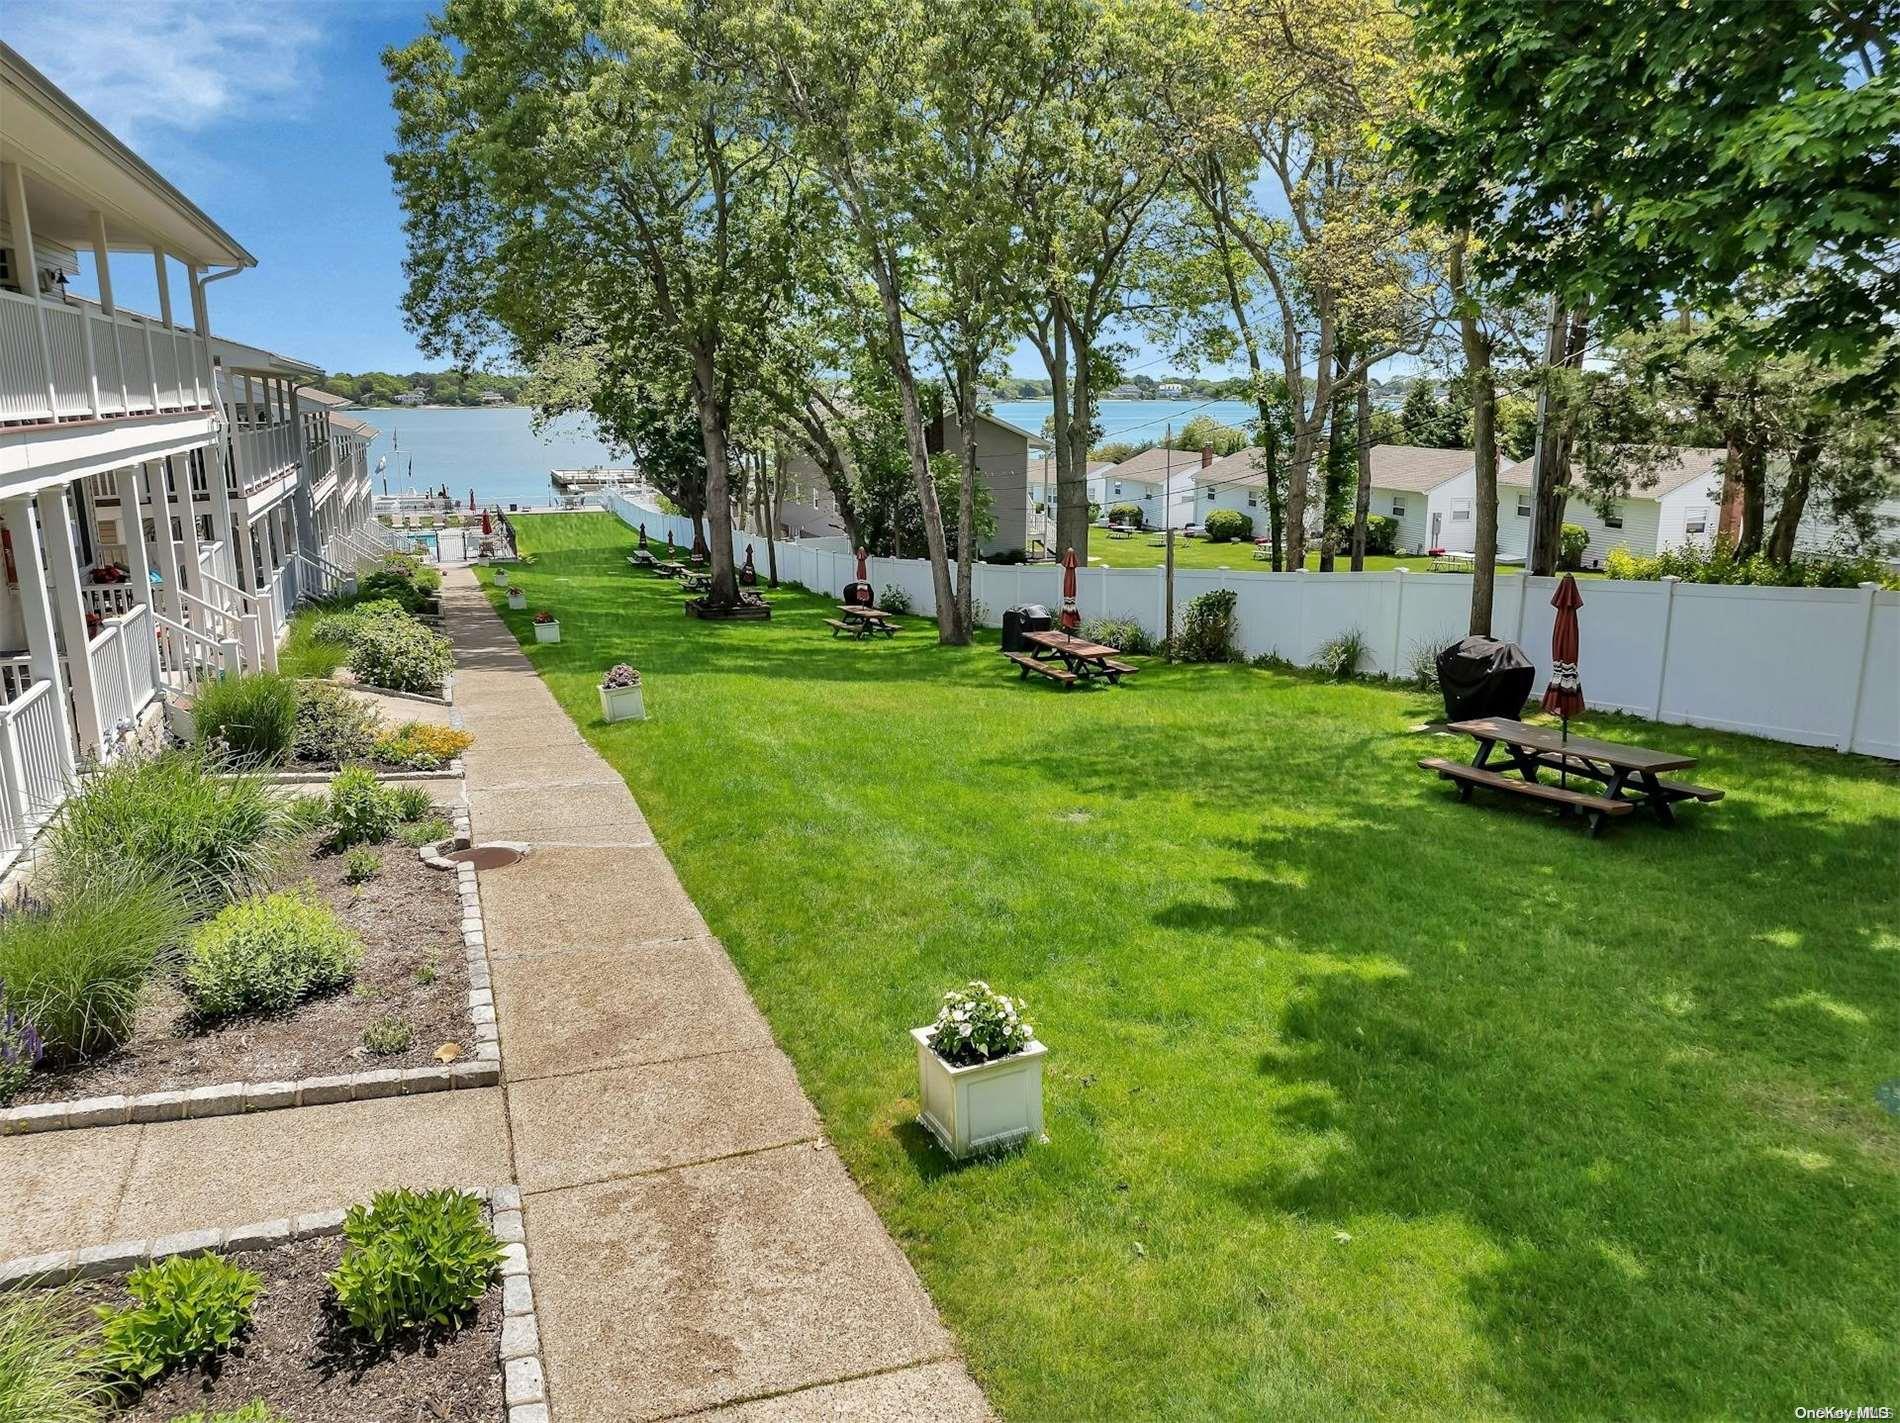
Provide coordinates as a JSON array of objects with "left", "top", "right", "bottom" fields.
[
  {"left": 246, "top": 760, "right": 465, "bottom": 784},
  {"left": 0, "top": 1185, "right": 554, "bottom": 1423},
  {"left": 0, "top": 797, "right": 502, "bottom": 1138}
]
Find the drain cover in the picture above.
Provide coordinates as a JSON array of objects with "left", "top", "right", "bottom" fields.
[{"left": 443, "top": 845, "right": 526, "bottom": 869}]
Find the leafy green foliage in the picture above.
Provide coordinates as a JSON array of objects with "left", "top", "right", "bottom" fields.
[
  {"left": 192, "top": 675, "right": 299, "bottom": 767},
  {"left": 324, "top": 768, "right": 403, "bottom": 850},
  {"left": 386, "top": 785, "right": 438, "bottom": 823},
  {"left": 1078, "top": 618, "right": 1155, "bottom": 657},
  {"left": 95, "top": 1253, "right": 261, "bottom": 1385},
  {"left": 1106, "top": 503, "right": 1144, "bottom": 527},
  {"left": 328, "top": 1189, "right": 502, "bottom": 1341},
  {"left": 1363, "top": 513, "right": 1399, "bottom": 556},
  {"left": 0, "top": 1288, "right": 111, "bottom": 1423},
  {"left": 878, "top": 584, "right": 913, "bottom": 615},
  {"left": 361, "top": 1014, "right": 413, "bottom": 1056},
  {"left": 396, "top": 817, "right": 453, "bottom": 850},
  {"left": 48, "top": 752, "right": 283, "bottom": 912},
  {"left": 166, "top": 1403, "right": 289, "bottom": 1423},
  {"left": 1201, "top": 508, "right": 1254, "bottom": 543},
  {"left": 372, "top": 722, "right": 473, "bottom": 770},
  {"left": 342, "top": 848, "right": 381, "bottom": 885},
  {"left": 1605, "top": 540, "right": 1899, "bottom": 590},
  {"left": 292, "top": 680, "right": 383, "bottom": 767},
  {"left": 346, "top": 617, "right": 453, "bottom": 694},
  {"left": 183, "top": 893, "right": 361, "bottom": 1020},
  {"left": 1557, "top": 523, "right": 1590, "bottom": 572},
  {"left": 1314, "top": 627, "right": 1370, "bottom": 681},
  {"left": 0, "top": 874, "right": 189, "bottom": 1062},
  {"left": 1175, "top": 588, "right": 1240, "bottom": 663}
]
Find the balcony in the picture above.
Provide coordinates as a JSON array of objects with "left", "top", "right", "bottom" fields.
[
  {"left": 0, "top": 289, "right": 214, "bottom": 427},
  {"left": 227, "top": 419, "right": 303, "bottom": 497}
]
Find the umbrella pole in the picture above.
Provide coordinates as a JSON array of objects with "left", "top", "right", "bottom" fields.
[{"left": 1561, "top": 715, "right": 1569, "bottom": 789}]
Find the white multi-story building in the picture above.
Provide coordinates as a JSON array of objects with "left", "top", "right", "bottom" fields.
[{"left": 0, "top": 43, "right": 390, "bottom": 870}]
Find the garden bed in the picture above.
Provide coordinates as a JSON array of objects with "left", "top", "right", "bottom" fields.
[
  {"left": 11, "top": 829, "right": 467, "bottom": 1106},
  {"left": 67, "top": 1234, "right": 504, "bottom": 1423}
]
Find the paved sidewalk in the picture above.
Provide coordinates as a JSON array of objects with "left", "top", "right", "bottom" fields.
[{"left": 441, "top": 569, "right": 990, "bottom": 1423}]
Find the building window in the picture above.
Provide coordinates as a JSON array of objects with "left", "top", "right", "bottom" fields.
[
  {"left": 1685, "top": 507, "right": 1708, "bottom": 535},
  {"left": 1247, "top": 491, "right": 1257, "bottom": 507},
  {"left": 1200, "top": 486, "right": 1212, "bottom": 500},
  {"left": 1391, "top": 498, "right": 1405, "bottom": 517},
  {"left": 1451, "top": 498, "right": 1472, "bottom": 523},
  {"left": 1516, "top": 491, "right": 1531, "bottom": 517},
  {"left": 1604, "top": 506, "right": 1624, "bottom": 529}
]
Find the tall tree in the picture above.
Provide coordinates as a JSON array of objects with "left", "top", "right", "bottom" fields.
[{"left": 386, "top": 0, "right": 797, "bottom": 609}]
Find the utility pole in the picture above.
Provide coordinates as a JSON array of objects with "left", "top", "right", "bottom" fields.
[{"left": 1163, "top": 425, "right": 1176, "bottom": 661}]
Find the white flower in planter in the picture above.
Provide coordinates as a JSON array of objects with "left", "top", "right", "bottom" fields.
[
  {"left": 912, "top": 981, "right": 1044, "bottom": 1160},
  {"left": 599, "top": 663, "right": 645, "bottom": 722}
]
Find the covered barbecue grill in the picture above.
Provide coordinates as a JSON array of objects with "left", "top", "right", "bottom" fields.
[
  {"left": 1002, "top": 604, "right": 1054, "bottom": 653},
  {"left": 1435, "top": 636, "right": 1536, "bottom": 722}
]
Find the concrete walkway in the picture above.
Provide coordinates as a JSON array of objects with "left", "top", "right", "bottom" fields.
[{"left": 441, "top": 569, "right": 990, "bottom": 1423}]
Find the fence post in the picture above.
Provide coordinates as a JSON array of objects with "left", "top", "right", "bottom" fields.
[
  {"left": 1843, "top": 581, "right": 1879, "bottom": 753},
  {"left": 1389, "top": 568, "right": 1407, "bottom": 675},
  {"left": 1651, "top": 576, "right": 1679, "bottom": 721},
  {"left": 256, "top": 587, "right": 279, "bottom": 672},
  {"left": 219, "top": 637, "right": 242, "bottom": 678},
  {"left": 240, "top": 612, "right": 263, "bottom": 675}
]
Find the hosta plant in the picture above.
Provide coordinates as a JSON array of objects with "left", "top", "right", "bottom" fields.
[
  {"left": 95, "top": 1253, "right": 262, "bottom": 1385},
  {"left": 926, "top": 981, "right": 1034, "bottom": 1067},
  {"left": 328, "top": 1188, "right": 503, "bottom": 1341}
]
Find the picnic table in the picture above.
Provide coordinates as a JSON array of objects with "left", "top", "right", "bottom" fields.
[
  {"left": 825, "top": 605, "right": 899, "bottom": 640},
  {"left": 680, "top": 572, "right": 712, "bottom": 594},
  {"left": 1005, "top": 629, "right": 1139, "bottom": 690},
  {"left": 1418, "top": 716, "right": 1723, "bottom": 836},
  {"left": 655, "top": 561, "right": 688, "bottom": 579},
  {"left": 1430, "top": 553, "right": 1476, "bottom": 573}
]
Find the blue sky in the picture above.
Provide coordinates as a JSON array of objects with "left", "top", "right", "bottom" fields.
[{"left": 7, "top": 2, "right": 1263, "bottom": 383}]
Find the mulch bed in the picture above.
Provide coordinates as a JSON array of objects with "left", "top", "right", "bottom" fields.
[
  {"left": 16, "top": 829, "right": 468, "bottom": 1104},
  {"left": 68, "top": 1235, "right": 503, "bottom": 1422}
]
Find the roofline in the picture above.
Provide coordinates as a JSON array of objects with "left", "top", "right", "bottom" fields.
[
  {"left": 0, "top": 43, "right": 257, "bottom": 267},
  {"left": 977, "top": 408, "right": 1053, "bottom": 450}
]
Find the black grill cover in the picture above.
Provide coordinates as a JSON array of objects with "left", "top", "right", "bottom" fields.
[
  {"left": 842, "top": 581, "right": 875, "bottom": 607},
  {"left": 1002, "top": 604, "right": 1053, "bottom": 653},
  {"left": 1436, "top": 636, "right": 1535, "bottom": 721}
]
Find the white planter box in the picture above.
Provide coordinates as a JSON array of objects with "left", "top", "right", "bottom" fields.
[
  {"left": 494, "top": 567, "right": 510, "bottom": 586},
  {"left": 507, "top": 592, "right": 526, "bottom": 610},
  {"left": 533, "top": 621, "right": 561, "bottom": 644},
  {"left": 599, "top": 682, "right": 645, "bottom": 722},
  {"left": 911, "top": 1027, "right": 1046, "bottom": 1160}
]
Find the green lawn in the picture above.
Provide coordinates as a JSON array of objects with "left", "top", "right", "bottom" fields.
[{"left": 489, "top": 512, "right": 1899, "bottom": 1420}]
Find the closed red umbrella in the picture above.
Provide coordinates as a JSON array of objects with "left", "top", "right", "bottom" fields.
[
  {"left": 1060, "top": 547, "right": 1080, "bottom": 631},
  {"left": 480, "top": 509, "right": 492, "bottom": 536},
  {"left": 856, "top": 545, "right": 868, "bottom": 581},
  {"left": 1541, "top": 574, "right": 1585, "bottom": 783}
]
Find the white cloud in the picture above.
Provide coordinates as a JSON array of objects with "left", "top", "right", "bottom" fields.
[{"left": 7, "top": 4, "right": 326, "bottom": 149}]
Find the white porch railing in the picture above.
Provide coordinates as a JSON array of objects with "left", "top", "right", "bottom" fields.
[
  {"left": 0, "top": 288, "right": 212, "bottom": 424},
  {"left": 153, "top": 609, "right": 238, "bottom": 698},
  {"left": 230, "top": 420, "right": 302, "bottom": 493},
  {"left": 81, "top": 581, "right": 141, "bottom": 620},
  {"left": 0, "top": 679, "right": 71, "bottom": 851},
  {"left": 0, "top": 652, "right": 34, "bottom": 704},
  {"left": 295, "top": 550, "right": 353, "bottom": 602},
  {"left": 198, "top": 568, "right": 275, "bottom": 672},
  {"left": 269, "top": 560, "right": 300, "bottom": 636}
]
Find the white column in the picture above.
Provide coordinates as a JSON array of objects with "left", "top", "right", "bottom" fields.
[
  {"left": 113, "top": 465, "right": 163, "bottom": 689},
  {"left": 170, "top": 451, "right": 206, "bottom": 603},
  {"left": 0, "top": 496, "right": 71, "bottom": 770},
  {"left": 39, "top": 487, "right": 106, "bottom": 756},
  {"left": 145, "top": 460, "right": 187, "bottom": 623},
  {"left": 87, "top": 211, "right": 115, "bottom": 315},
  {"left": 152, "top": 251, "right": 173, "bottom": 327}
]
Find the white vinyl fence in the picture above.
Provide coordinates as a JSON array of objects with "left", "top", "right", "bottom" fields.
[{"left": 596, "top": 493, "right": 1899, "bottom": 760}]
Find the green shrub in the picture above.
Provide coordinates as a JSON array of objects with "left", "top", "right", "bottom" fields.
[
  {"left": 191, "top": 674, "right": 298, "bottom": 767},
  {"left": 1176, "top": 588, "right": 1240, "bottom": 663},
  {"left": 879, "top": 584, "right": 913, "bottom": 615},
  {"left": 373, "top": 723, "right": 473, "bottom": 771},
  {"left": 396, "top": 816, "right": 453, "bottom": 849},
  {"left": 1314, "top": 626, "right": 1370, "bottom": 680},
  {"left": 1364, "top": 512, "right": 1400, "bottom": 556},
  {"left": 328, "top": 1189, "right": 503, "bottom": 1341},
  {"left": 1078, "top": 618, "right": 1156, "bottom": 657},
  {"left": 1202, "top": 508, "right": 1254, "bottom": 543},
  {"left": 183, "top": 892, "right": 361, "bottom": 1020},
  {"left": 47, "top": 752, "right": 283, "bottom": 911},
  {"left": 361, "top": 1015, "right": 412, "bottom": 1056},
  {"left": 1408, "top": 637, "right": 1458, "bottom": 692},
  {"left": 1558, "top": 522, "right": 1590, "bottom": 571},
  {"left": 167, "top": 1404, "right": 289, "bottom": 1423},
  {"left": 387, "top": 785, "right": 437, "bottom": 823},
  {"left": 0, "top": 876, "right": 189, "bottom": 1063},
  {"left": 95, "top": 1253, "right": 261, "bottom": 1385},
  {"left": 347, "top": 618, "right": 453, "bottom": 694},
  {"left": 343, "top": 848, "right": 381, "bottom": 885},
  {"left": 325, "top": 767, "right": 401, "bottom": 850},
  {"left": 356, "top": 569, "right": 429, "bottom": 613},
  {"left": 1106, "top": 502, "right": 1143, "bottom": 527},
  {"left": 1604, "top": 537, "right": 1899, "bottom": 589},
  {"left": 292, "top": 680, "right": 383, "bottom": 767},
  {"left": 0, "top": 1288, "right": 112, "bottom": 1423}
]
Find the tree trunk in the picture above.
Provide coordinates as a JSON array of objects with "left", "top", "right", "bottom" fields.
[
  {"left": 1766, "top": 426, "right": 1819, "bottom": 564},
  {"left": 1283, "top": 420, "right": 1321, "bottom": 572},
  {"left": 765, "top": 445, "right": 783, "bottom": 587},
  {"left": 1737, "top": 437, "right": 1768, "bottom": 559},
  {"left": 1350, "top": 376, "right": 1373, "bottom": 571},
  {"left": 1258, "top": 421, "right": 1284, "bottom": 570},
  {"left": 952, "top": 354, "right": 979, "bottom": 645},
  {"left": 689, "top": 346, "right": 738, "bottom": 607},
  {"left": 1054, "top": 312, "right": 1091, "bottom": 562},
  {"left": 1528, "top": 301, "right": 1589, "bottom": 576}
]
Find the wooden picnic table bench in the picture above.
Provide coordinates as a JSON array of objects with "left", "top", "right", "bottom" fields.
[
  {"left": 654, "top": 561, "right": 688, "bottom": 578},
  {"left": 1421, "top": 715, "right": 1722, "bottom": 836},
  {"left": 826, "top": 605, "right": 899, "bottom": 640},
  {"left": 1009, "top": 629, "right": 1139, "bottom": 690}
]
